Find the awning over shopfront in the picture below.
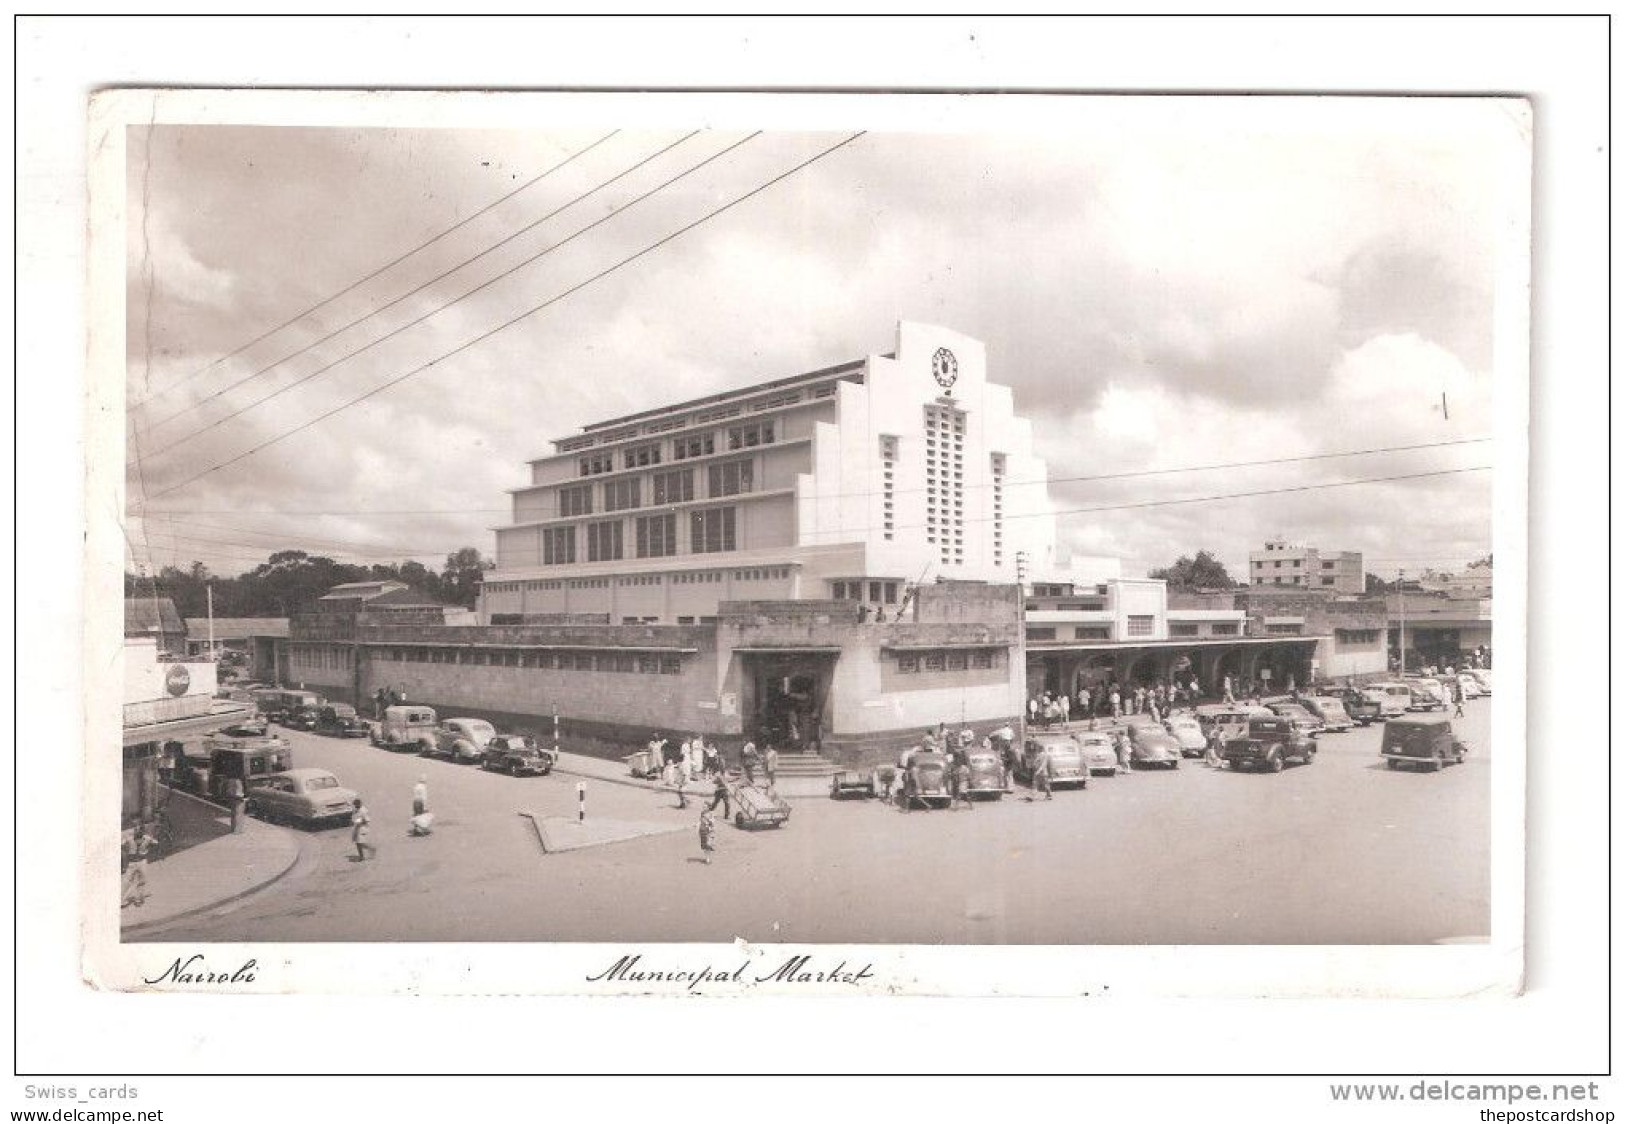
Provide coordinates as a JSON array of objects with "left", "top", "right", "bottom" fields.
[
  {"left": 122, "top": 700, "right": 255, "bottom": 748},
  {"left": 359, "top": 640, "right": 699, "bottom": 654},
  {"left": 734, "top": 646, "right": 843, "bottom": 655},
  {"left": 1028, "top": 635, "right": 1325, "bottom": 654},
  {"left": 880, "top": 642, "right": 1009, "bottom": 653}
]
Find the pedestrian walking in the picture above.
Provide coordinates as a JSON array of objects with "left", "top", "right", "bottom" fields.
[
  {"left": 226, "top": 775, "right": 247, "bottom": 834},
  {"left": 674, "top": 770, "right": 689, "bottom": 810},
  {"left": 740, "top": 740, "right": 760, "bottom": 786},
  {"left": 1115, "top": 729, "right": 1133, "bottom": 774},
  {"left": 1027, "top": 696, "right": 1039, "bottom": 726},
  {"left": 703, "top": 741, "right": 722, "bottom": 778},
  {"left": 1110, "top": 686, "right": 1122, "bottom": 719},
  {"left": 1059, "top": 693, "right": 1072, "bottom": 725},
  {"left": 121, "top": 824, "right": 154, "bottom": 909},
  {"left": 763, "top": 744, "right": 779, "bottom": 791},
  {"left": 351, "top": 798, "right": 375, "bottom": 861},
  {"left": 1033, "top": 753, "right": 1053, "bottom": 801},
  {"left": 1204, "top": 725, "right": 1224, "bottom": 769},
  {"left": 1452, "top": 680, "right": 1465, "bottom": 718},
  {"left": 1222, "top": 675, "right": 1235, "bottom": 705},
  {"left": 955, "top": 761, "right": 974, "bottom": 810},
  {"left": 699, "top": 809, "right": 717, "bottom": 864},
  {"left": 707, "top": 773, "right": 732, "bottom": 819},
  {"left": 412, "top": 776, "right": 428, "bottom": 817}
]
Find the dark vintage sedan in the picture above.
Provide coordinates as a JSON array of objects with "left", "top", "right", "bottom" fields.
[
  {"left": 314, "top": 704, "right": 371, "bottom": 738},
  {"left": 480, "top": 734, "right": 556, "bottom": 776},
  {"left": 1380, "top": 714, "right": 1468, "bottom": 772},
  {"left": 1297, "top": 695, "right": 1355, "bottom": 732},
  {"left": 961, "top": 745, "right": 1010, "bottom": 800},
  {"left": 1222, "top": 717, "right": 1317, "bottom": 773},
  {"left": 1264, "top": 700, "right": 1325, "bottom": 735},
  {"left": 282, "top": 703, "right": 325, "bottom": 733},
  {"left": 903, "top": 750, "right": 954, "bottom": 809}
]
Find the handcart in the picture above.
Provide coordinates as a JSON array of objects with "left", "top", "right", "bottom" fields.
[
  {"left": 625, "top": 749, "right": 660, "bottom": 780},
  {"left": 731, "top": 782, "right": 791, "bottom": 829},
  {"left": 829, "top": 768, "right": 879, "bottom": 799}
]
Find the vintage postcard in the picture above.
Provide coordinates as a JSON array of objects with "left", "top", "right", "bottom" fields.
[{"left": 84, "top": 87, "right": 1531, "bottom": 998}]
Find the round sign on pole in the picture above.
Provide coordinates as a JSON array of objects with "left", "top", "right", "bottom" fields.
[{"left": 164, "top": 664, "right": 191, "bottom": 697}]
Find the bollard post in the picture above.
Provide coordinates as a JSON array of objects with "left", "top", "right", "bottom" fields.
[{"left": 576, "top": 781, "right": 585, "bottom": 823}]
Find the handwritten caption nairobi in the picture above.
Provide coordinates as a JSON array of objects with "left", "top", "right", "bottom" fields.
[{"left": 588, "top": 954, "right": 875, "bottom": 992}]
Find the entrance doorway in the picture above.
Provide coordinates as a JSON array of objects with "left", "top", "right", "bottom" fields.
[{"left": 740, "top": 652, "right": 837, "bottom": 755}]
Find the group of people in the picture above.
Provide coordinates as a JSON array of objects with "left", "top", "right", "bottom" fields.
[
  {"left": 1029, "top": 676, "right": 1209, "bottom": 729},
  {"left": 371, "top": 685, "right": 409, "bottom": 720}
]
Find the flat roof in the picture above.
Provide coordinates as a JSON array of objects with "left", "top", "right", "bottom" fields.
[
  {"left": 1026, "top": 635, "right": 1328, "bottom": 653},
  {"left": 576, "top": 358, "right": 866, "bottom": 435}
]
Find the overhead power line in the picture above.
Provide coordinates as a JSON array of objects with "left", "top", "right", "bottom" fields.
[
  {"left": 135, "top": 435, "right": 1489, "bottom": 518},
  {"left": 136, "top": 131, "right": 867, "bottom": 505},
  {"left": 139, "top": 129, "right": 711, "bottom": 450},
  {"left": 128, "top": 129, "right": 621, "bottom": 410}
]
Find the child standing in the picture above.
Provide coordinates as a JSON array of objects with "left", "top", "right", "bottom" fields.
[{"left": 698, "top": 809, "right": 717, "bottom": 865}]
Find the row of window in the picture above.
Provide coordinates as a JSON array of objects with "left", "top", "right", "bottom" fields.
[
  {"left": 830, "top": 579, "right": 900, "bottom": 604},
  {"left": 559, "top": 462, "right": 755, "bottom": 518},
  {"left": 290, "top": 645, "right": 352, "bottom": 670},
  {"left": 487, "top": 569, "right": 786, "bottom": 596},
  {"left": 559, "top": 381, "right": 839, "bottom": 458},
  {"left": 895, "top": 649, "right": 999, "bottom": 674},
  {"left": 581, "top": 422, "right": 778, "bottom": 475},
  {"left": 535, "top": 507, "right": 740, "bottom": 565},
  {"left": 373, "top": 647, "right": 683, "bottom": 674},
  {"left": 1026, "top": 620, "right": 1242, "bottom": 641}
]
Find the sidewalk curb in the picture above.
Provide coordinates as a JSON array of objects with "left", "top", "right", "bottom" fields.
[
  {"left": 121, "top": 828, "right": 306, "bottom": 939},
  {"left": 550, "top": 761, "right": 832, "bottom": 801}
]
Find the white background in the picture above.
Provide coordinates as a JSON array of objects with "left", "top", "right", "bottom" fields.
[{"left": 9, "top": 12, "right": 1613, "bottom": 1119}]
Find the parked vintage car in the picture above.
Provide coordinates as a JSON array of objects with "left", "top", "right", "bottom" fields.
[
  {"left": 1016, "top": 733, "right": 1090, "bottom": 789},
  {"left": 1364, "top": 682, "right": 1414, "bottom": 718},
  {"left": 1126, "top": 722, "right": 1182, "bottom": 769},
  {"left": 431, "top": 717, "right": 497, "bottom": 763},
  {"left": 961, "top": 744, "right": 1010, "bottom": 800},
  {"left": 1072, "top": 729, "right": 1121, "bottom": 776},
  {"left": 1294, "top": 695, "right": 1354, "bottom": 732},
  {"left": 1163, "top": 713, "right": 1208, "bottom": 757},
  {"left": 1404, "top": 677, "right": 1449, "bottom": 711},
  {"left": 830, "top": 769, "right": 879, "bottom": 799},
  {"left": 1194, "top": 705, "right": 1254, "bottom": 746},
  {"left": 1334, "top": 688, "right": 1384, "bottom": 725},
  {"left": 477, "top": 733, "right": 554, "bottom": 776},
  {"left": 1264, "top": 700, "right": 1325, "bottom": 735},
  {"left": 372, "top": 705, "right": 440, "bottom": 753},
  {"left": 1453, "top": 673, "right": 1486, "bottom": 700},
  {"left": 314, "top": 703, "right": 371, "bottom": 738},
  {"left": 261, "top": 690, "right": 323, "bottom": 726},
  {"left": 903, "top": 750, "right": 954, "bottom": 809},
  {"left": 245, "top": 768, "right": 359, "bottom": 827},
  {"left": 1221, "top": 716, "right": 1317, "bottom": 773},
  {"left": 1380, "top": 714, "right": 1469, "bottom": 772},
  {"left": 1462, "top": 668, "right": 1492, "bottom": 695},
  {"left": 183, "top": 733, "right": 294, "bottom": 802}
]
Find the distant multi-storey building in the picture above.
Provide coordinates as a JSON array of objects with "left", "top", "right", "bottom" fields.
[{"left": 1248, "top": 539, "right": 1363, "bottom": 594}]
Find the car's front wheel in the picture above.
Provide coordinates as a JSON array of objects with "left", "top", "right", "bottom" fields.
[{"left": 1268, "top": 751, "right": 1284, "bottom": 773}]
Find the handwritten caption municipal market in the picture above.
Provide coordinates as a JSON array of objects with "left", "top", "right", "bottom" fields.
[{"left": 587, "top": 953, "right": 874, "bottom": 992}]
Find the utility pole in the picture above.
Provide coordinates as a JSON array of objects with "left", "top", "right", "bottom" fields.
[
  {"left": 206, "top": 584, "right": 216, "bottom": 658},
  {"left": 1397, "top": 568, "right": 1407, "bottom": 675}
]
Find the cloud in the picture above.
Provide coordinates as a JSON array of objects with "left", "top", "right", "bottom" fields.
[{"left": 123, "top": 108, "right": 1516, "bottom": 581}]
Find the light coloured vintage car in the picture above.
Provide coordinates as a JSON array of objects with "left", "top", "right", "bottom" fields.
[
  {"left": 1072, "top": 729, "right": 1121, "bottom": 776},
  {"left": 1017, "top": 733, "right": 1090, "bottom": 789},
  {"left": 372, "top": 705, "right": 439, "bottom": 752},
  {"left": 246, "top": 768, "right": 359, "bottom": 828},
  {"left": 1163, "top": 714, "right": 1207, "bottom": 757},
  {"left": 1298, "top": 695, "right": 1355, "bottom": 732},
  {"left": 433, "top": 717, "right": 498, "bottom": 763},
  {"left": 961, "top": 745, "right": 1010, "bottom": 799}
]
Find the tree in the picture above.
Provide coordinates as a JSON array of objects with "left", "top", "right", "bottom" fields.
[
  {"left": 1148, "top": 550, "right": 1237, "bottom": 589},
  {"left": 440, "top": 547, "right": 494, "bottom": 609},
  {"left": 1467, "top": 554, "right": 1493, "bottom": 570},
  {"left": 1365, "top": 573, "right": 1391, "bottom": 593}
]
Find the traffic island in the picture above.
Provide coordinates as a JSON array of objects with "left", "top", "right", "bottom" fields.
[{"left": 519, "top": 812, "right": 688, "bottom": 854}]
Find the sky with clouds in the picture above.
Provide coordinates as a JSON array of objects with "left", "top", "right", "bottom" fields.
[{"left": 124, "top": 98, "right": 1522, "bottom": 583}]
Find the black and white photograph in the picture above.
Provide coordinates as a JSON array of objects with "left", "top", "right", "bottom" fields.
[{"left": 97, "top": 90, "right": 1528, "bottom": 963}]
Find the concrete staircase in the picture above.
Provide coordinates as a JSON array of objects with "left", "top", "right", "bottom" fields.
[{"left": 769, "top": 750, "right": 838, "bottom": 779}]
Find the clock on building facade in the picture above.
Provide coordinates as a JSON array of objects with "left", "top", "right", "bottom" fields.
[{"left": 931, "top": 347, "right": 958, "bottom": 391}]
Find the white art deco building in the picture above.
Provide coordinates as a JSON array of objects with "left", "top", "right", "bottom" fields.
[{"left": 480, "top": 321, "right": 1117, "bottom": 624}]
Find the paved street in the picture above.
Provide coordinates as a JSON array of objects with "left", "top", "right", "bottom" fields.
[{"left": 138, "top": 701, "right": 1490, "bottom": 945}]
